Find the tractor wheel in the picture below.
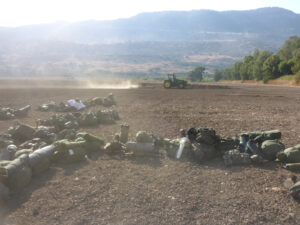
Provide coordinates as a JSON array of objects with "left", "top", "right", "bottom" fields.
[
  {"left": 164, "top": 81, "right": 171, "bottom": 89},
  {"left": 178, "top": 83, "right": 184, "bottom": 89}
]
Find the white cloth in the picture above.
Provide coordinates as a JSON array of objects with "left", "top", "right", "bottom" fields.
[{"left": 67, "top": 99, "right": 86, "bottom": 110}]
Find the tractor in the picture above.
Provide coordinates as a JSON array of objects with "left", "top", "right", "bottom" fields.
[{"left": 163, "top": 73, "right": 187, "bottom": 89}]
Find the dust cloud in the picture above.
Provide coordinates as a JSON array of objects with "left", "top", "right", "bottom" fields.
[
  {"left": 0, "top": 78, "right": 139, "bottom": 89},
  {"left": 82, "top": 79, "right": 139, "bottom": 89}
]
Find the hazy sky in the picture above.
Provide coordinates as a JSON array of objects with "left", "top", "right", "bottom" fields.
[{"left": 0, "top": 0, "right": 299, "bottom": 27}]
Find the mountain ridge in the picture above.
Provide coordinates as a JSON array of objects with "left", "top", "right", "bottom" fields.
[
  {"left": 0, "top": 7, "right": 299, "bottom": 44},
  {"left": 0, "top": 7, "right": 299, "bottom": 77}
]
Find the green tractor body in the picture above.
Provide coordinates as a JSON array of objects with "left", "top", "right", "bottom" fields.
[{"left": 163, "top": 73, "right": 187, "bottom": 89}]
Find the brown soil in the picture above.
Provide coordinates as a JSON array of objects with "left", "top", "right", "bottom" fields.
[{"left": 0, "top": 81, "right": 300, "bottom": 225}]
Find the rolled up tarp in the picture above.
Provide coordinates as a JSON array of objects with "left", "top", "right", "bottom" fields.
[
  {"left": 126, "top": 142, "right": 155, "bottom": 156},
  {"left": 0, "top": 154, "right": 32, "bottom": 190},
  {"left": 28, "top": 145, "right": 56, "bottom": 175},
  {"left": 55, "top": 139, "right": 86, "bottom": 150}
]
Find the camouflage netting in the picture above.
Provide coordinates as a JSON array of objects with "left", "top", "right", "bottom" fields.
[{"left": 0, "top": 105, "right": 31, "bottom": 120}]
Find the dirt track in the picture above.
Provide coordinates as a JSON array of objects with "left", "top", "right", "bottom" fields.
[{"left": 0, "top": 82, "right": 300, "bottom": 225}]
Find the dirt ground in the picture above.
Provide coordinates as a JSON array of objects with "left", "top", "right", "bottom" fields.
[{"left": 0, "top": 81, "right": 300, "bottom": 225}]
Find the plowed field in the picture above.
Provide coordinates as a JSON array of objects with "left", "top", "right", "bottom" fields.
[{"left": 0, "top": 81, "right": 300, "bottom": 225}]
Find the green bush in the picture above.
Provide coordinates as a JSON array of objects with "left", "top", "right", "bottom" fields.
[{"left": 295, "top": 71, "right": 300, "bottom": 84}]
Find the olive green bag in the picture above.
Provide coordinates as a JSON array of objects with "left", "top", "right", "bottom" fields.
[
  {"left": 277, "top": 144, "right": 300, "bottom": 163},
  {"left": 0, "top": 155, "right": 32, "bottom": 190}
]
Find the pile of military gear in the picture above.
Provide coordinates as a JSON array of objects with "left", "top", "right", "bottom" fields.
[
  {"left": 161, "top": 128, "right": 220, "bottom": 161},
  {"left": 83, "top": 93, "right": 116, "bottom": 108},
  {"left": 38, "top": 93, "right": 116, "bottom": 112},
  {"left": 53, "top": 133, "right": 105, "bottom": 163},
  {"left": 104, "top": 124, "right": 159, "bottom": 157},
  {"left": 220, "top": 130, "right": 284, "bottom": 166},
  {"left": 38, "top": 101, "right": 72, "bottom": 112},
  {"left": 0, "top": 122, "right": 105, "bottom": 201},
  {"left": 37, "top": 109, "right": 119, "bottom": 130},
  {"left": 0, "top": 105, "right": 31, "bottom": 120}
]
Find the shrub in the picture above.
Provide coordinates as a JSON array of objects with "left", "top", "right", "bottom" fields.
[{"left": 295, "top": 71, "right": 300, "bottom": 84}]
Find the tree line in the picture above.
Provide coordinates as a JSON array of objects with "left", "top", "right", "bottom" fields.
[{"left": 214, "top": 36, "right": 300, "bottom": 83}]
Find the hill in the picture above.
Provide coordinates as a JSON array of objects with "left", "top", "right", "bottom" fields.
[{"left": 0, "top": 7, "right": 299, "bottom": 77}]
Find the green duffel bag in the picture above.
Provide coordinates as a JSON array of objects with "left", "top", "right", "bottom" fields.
[
  {"left": 277, "top": 144, "right": 300, "bottom": 163},
  {"left": 136, "top": 131, "right": 153, "bottom": 143},
  {"left": 0, "top": 154, "right": 32, "bottom": 191},
  {"left": 76, "top": 133, "right": 105, "bottom": 145},
  {"left": 14, "top": 149, "right": 33, "bottom": 158},
  {"left": 28, "top": 145, "right": 56, "bottom": 175},
  {"left": 261, "top": 140, "right": 285, "bottom": 161},
  {"left": 54, "top": 139, "right": 87, "bottom": 150},
  {"left": 53, "top": 147, "right": 86, "bottom": 163},
  {"left": 253, "top": 130, "right": 281, "bottom": 144}
]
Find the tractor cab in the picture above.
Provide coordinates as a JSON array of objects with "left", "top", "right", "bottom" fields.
[
  {"left": 167, "top": 73, "right": 177, "bottom": 83},
  {"left": 163, "top": 73, "right": 187, "bottom": 89}
]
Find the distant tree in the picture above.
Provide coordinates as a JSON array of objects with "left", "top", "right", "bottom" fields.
[
  {"left": 262, "top": 55, "right": 281, "bottom": 83},
  {"left": 188, "top": 66, "right": 205, "bottom": 81},
  {"left": 278, "top": 36, "right": 300, "bottom": 61},
  {"left": 232, "top": 62, "right": 242, "bottom": 80},
  {"left": 279, "top": 61, "right": 292, "bottom": 75},
  {"left": 253, "top": 50, "right": 272, "bottom": 81},
  {"left": 214, "top": 69, "right": 223, "bottom": 81},
  {"left": 291, "top": 50, "right": 300, "bottom": 74}
]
